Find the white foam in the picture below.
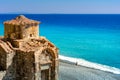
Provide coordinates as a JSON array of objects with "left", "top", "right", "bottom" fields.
[{"left": 59, "top": 55, "right": 120, "bottom": 74}]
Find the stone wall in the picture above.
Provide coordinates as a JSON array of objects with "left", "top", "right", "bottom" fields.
[
  {"left": 0, "top": 37, "right": 58, "bottom": 80},
  {"left": 14, "top": 50, "right": 35, "bottom": 80},
  {"left": 22, "top": 25, "right": 39, "bottom": 39},
  {"left": 4, "top": 24, "right": 39, "bottom": 40},
  {"left": 0, "top": 40, "right": 16, "bottom": 80},
  {"left": 0, "top": 40, "right": 15, "bottom": 70},
  {"left": 4, "top": 24, "right": 22, "bottom": 39}
]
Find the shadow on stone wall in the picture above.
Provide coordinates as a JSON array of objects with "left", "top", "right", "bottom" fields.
[{"left": 2, "top": 59, "right": 15, "bottom": 80}]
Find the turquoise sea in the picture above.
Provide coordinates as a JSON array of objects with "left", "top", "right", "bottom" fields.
[{"left": 0, "top": 14, "right": 120, "bottom": 74}]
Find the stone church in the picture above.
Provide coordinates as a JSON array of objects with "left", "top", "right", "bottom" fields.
[{"left": 0, "top": 15, "right": 59, "bottom": 80}]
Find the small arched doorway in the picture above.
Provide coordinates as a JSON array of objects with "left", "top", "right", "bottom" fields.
[
  {"left": 41, "top": 64, "right": 51, "bottom": 80},
  {"left": 39, "top": 48, "right": 55, "bottom": 80}
]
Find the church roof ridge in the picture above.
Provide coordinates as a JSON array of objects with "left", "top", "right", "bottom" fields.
[{"left": 4, "top": 15, "right": 40, "bottom": 25}]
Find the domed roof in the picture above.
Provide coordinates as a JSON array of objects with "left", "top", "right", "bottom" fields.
[{"left": 4, "top": 15, "right": 40, "bottom": 25}]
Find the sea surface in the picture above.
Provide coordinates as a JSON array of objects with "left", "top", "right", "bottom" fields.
[{"left": 0, "top": 14, "right": 120, "bottom": 74}]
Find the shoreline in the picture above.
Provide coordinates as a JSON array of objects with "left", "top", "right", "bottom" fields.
[
  {"left": 59, "top": 61, "right": 120, "bottom": 80},
  {"left": 59, "top": 55, "right": 120, "bottom": 74}
]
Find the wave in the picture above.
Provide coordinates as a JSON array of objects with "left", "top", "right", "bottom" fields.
[{"left": 59, "top": 55, "right": 120, "bottom": 74}]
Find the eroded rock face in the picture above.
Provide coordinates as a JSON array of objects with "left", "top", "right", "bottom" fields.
[{"left": 0, "top": 15, "right": 59, "bottom": 80}]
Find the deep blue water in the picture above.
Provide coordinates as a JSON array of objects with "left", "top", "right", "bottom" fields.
[{"left": 0, "top": 14, "right": 120, "bottom": 69}]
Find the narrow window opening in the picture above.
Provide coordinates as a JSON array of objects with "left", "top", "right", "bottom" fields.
[{"left": 30, "top": 34, "right": 32, "bottom": 37}]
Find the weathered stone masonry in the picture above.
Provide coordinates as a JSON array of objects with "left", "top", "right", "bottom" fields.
[{"left": 0, "top": 15, "right": 59, "bottom": 80}]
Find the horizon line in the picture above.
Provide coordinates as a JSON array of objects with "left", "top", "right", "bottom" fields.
[{"left": 0, "top": 13, "right": 120, "bottom": 15}]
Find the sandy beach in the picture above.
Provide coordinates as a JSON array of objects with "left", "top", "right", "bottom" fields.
[{"left": 59, "top": 61, "right": 120, "bottom": 80}]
